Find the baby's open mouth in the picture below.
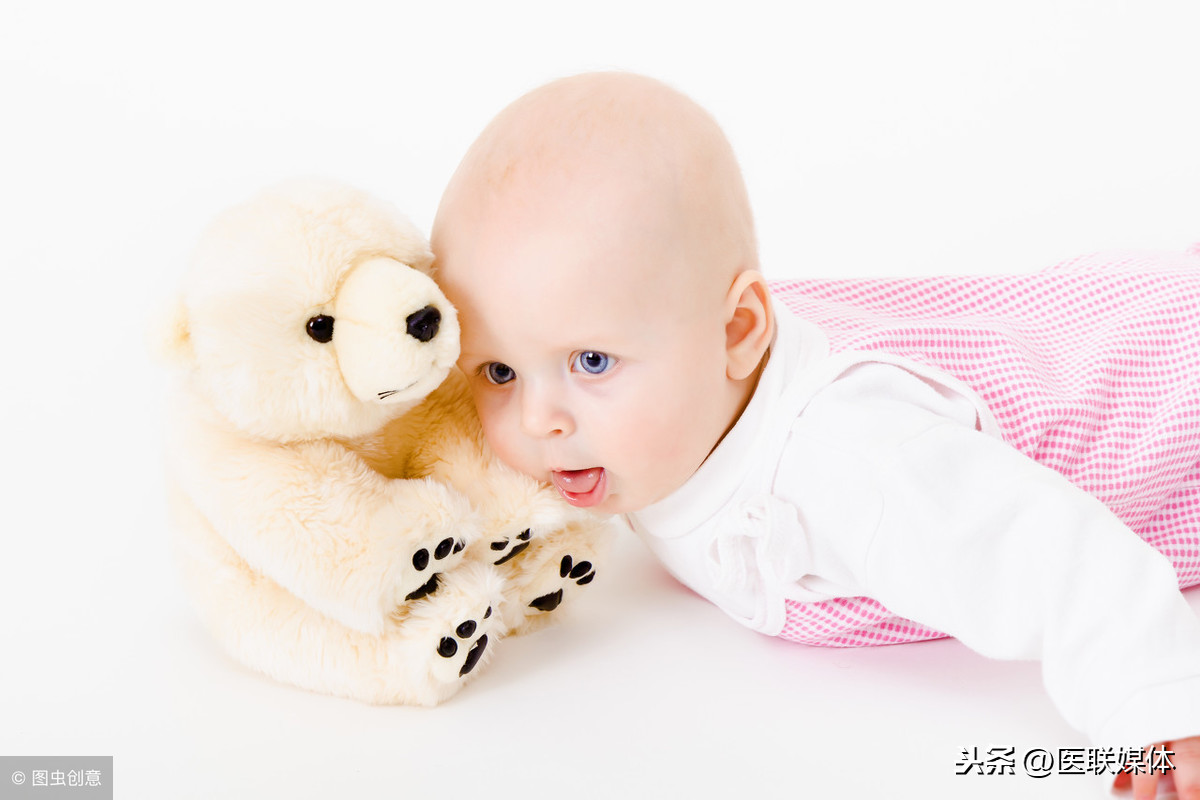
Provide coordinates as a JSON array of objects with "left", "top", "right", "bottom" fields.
[{"left": 550, "top": 468, "right": 607, "bottom": 508}]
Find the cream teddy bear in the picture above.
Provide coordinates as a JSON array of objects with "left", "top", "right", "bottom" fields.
[{"left": 155, "top": 180, "right": 612, "bottom": 706}]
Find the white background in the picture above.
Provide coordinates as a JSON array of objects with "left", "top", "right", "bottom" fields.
[{"left": 2, "top": 1, "right": 1198, "bottom": 798}]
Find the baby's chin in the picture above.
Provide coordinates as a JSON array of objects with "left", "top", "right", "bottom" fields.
[{"left": 575, "top": 492, "right": 639, "bottom": 517}]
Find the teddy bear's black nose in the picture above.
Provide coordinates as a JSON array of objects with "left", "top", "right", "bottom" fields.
[{"left": 405, "top": 305, "right": 441, "bottom": 343}]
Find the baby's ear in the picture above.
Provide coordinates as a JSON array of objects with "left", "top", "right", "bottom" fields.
[
  {"left": 147, "top": 295, "right": 194, "bottom": 367},
  {"left": 724, "top": 270, "right": 773, "bottom": 381}
]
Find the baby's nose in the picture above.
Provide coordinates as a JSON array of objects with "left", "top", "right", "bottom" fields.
[
  {"left": 520, "top": 384, "right": 575, "bottom": 439},
  {"left": 405, "top": 305, "right": 441, "bottom": 342}
]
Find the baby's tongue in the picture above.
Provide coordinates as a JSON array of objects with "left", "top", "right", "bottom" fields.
[{"left": 552, "top": 468, "right": 603, "bottom": 496}]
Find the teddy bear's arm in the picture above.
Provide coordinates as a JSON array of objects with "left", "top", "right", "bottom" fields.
[{"left": 166, "top": 394, "right": 479, "bottom": 636}]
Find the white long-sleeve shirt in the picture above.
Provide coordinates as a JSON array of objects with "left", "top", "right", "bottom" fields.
[{"left": 625, "top": 271, "right": 1200, "bottom": 747}]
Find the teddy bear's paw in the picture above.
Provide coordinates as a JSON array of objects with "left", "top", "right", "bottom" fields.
[
  {"left": 488, "top": 528, "right": 533, "bottom": 566},
  {"left": 402, "top": 536, "right": 467, "bottom": 602},
  {"left": 528, "top": 554, "right": 596, "bottom": 612},
  {"left": 398, "top": 562, "right": 506, "bottom": 695},
  {"left": 435, "top": 607, "right": 494, "bottom": 677},
  {"left": 469, "top": 479, "right": 590, "bottom": 564}
]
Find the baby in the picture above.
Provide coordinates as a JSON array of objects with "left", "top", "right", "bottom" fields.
[{"left": 431, "top": 71, "right": 1200, "bottom": 798}]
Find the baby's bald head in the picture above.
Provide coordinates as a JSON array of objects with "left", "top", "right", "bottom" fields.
[
  {"left": 432, "top": 73, "right": 773, "bottom": 513},
  {"left": 434, "top": 72, "right": 758, "bottom": 304}
]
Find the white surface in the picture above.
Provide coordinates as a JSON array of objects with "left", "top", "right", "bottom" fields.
[{"left": 2, "top": 1, "right": 1199, "bottom": 798}]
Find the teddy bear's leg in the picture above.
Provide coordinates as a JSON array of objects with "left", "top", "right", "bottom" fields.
[
  {"left": 386, "top": 561, "right": 506, "bottom": 703},
  {"left": 172, "top": 488, "right": 504, "bottom": 706},
  {"left": 486, "top": 516, "right": 616, "bottom": 636}
]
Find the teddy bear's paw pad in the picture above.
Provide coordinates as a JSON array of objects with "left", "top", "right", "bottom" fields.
[
  {"left": 405, "top": 573, "right": 440, "bottom": 602},
  {"left": 527, "top": 555, "right": 597, "bottom": 612},
  {"left": 405, "top": 537, "right": 467, "bottom": 600},
  {"left": 528, "top": 589, "right": 563, "bottom": 612},
  {"left": 559, "top": 554, "right": 596, "bottom": 585},
  {"left": 436, "top": 606, "right": 493, "bottom": 677},
  {"left": 489, "top": 528, "right": 532, "bottom": 565}
]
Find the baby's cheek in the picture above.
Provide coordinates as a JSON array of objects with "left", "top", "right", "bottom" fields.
[{"left": 477, "top": 406, "right": 530, "bottom": 474}]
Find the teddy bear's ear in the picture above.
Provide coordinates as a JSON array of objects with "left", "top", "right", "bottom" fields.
[{"left": 147, "top": 295, "right": 194, "bottom": 367}]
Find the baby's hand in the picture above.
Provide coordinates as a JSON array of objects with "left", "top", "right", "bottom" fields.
[{"left": 1112, "top": 737, "right": 1200, "bottom": 799}]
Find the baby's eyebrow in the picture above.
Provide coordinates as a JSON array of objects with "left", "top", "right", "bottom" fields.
[{"left": 456, "top": 350, "right": 499, "bottom": 367}]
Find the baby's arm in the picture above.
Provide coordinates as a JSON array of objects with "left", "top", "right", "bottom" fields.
[{"left": 787, "top": 366, "right": 1200, "bottom": 754}]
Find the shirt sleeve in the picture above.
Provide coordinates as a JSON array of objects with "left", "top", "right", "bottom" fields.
[{"left": 783, "top": 363, "right": 1200, "bottom": 747}]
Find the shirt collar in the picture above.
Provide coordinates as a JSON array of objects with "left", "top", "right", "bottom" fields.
[{"left": 626, "top": 299, "right": 825, "bottom": 539}]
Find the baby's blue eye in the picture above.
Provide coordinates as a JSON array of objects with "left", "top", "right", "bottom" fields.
[
  {"left": 573, "top": 351, "right": 613, "bottom": 375},
  {"left": 484, "top": 362, "right": 516, "bottom": 385}
]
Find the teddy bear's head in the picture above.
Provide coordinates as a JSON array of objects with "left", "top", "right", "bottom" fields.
[{"left": 156, "top": 180, "right": 460, "bottom": 442}]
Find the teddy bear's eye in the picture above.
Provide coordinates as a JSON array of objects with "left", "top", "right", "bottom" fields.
[{"left": 306, "top": 315, "right": 335, "bottom": 343}]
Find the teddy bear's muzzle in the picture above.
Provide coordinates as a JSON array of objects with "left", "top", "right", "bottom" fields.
[{"left": 332, "top": 257, "right": 461, "bottom": 406}]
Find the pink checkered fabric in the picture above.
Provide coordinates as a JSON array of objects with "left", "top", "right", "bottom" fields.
[{"left": 769, "top": 247, "right": 1200, "bottom": 647}]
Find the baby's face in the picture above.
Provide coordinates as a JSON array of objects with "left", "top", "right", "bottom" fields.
[{"left": 436, "top": 181, "right": 737, "bottom": 515}]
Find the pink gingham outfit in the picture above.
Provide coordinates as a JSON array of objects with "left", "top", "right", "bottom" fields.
[
  {"left": 775, "top": 248, "right": 1200, "bottom": 647},
  {"left": 625, "top": 247, "right": 1200, "bottom": 745}
]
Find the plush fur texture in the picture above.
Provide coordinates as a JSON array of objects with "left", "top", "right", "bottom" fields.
[{"left": 156, "top": 180, "right": 613, "bottom": 706}]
